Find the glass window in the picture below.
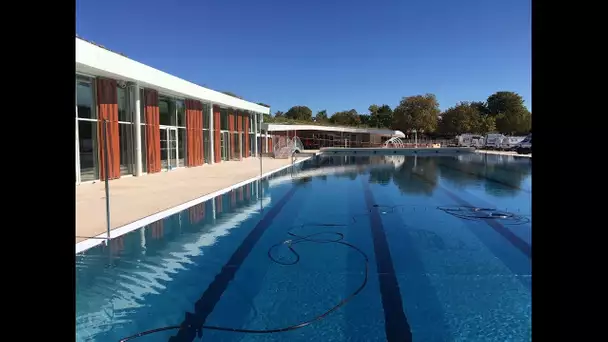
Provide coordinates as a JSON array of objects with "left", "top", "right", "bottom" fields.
[
  {"left": 249, "top": 114, "right": 254, "bottom": 133},
  {"left": 203, "top": 103, "right": 210, "bottom": 129},
  {"left": 178, "top": 128, "right": 186, "bottom": 167},
  {"left": 176, "top": 100, "right": 185, "bottom": 127},
  {"left": 159, "top": 97, "right": 173, "bottom": 126},
  {"left": 140, "top": 88, "right": 146, "bottom": 124},
  {"left": 77, "top": 76, "right": 95, "bottom": 119},
  {"left": 117, "top": 87, "right": 130, "bottom": 122},
  {"left": 119, "top": 123, "right": 134, "bottom": 175},
  {"left": 141, "top": 125, "right": 147, "bottom": 173},
  {"left": 220, "top": 108, "right": 229, "bottom": 130},
  {"left": 78, "top": 120, "right": 99, "bottom": 181},
  {"left": 203, "top": 130, "right": 211, "bottom": 164}
]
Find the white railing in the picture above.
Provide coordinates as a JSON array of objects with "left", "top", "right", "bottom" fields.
[{"left": 272, "top": 136, "right": 304, "bottom": 159}]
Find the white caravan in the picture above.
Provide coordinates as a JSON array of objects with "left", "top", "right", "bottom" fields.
[
  {"left": 501, "top": 136, "right": 527, "bottom": 150},
  {"left": 456, "top": 134, "right": 485, "bottom": 148},
  {"left": 515, "top": 134, "right": 532, "bottom": 154},
  {"left": 484, "top": 133, "right": 505, "bottom": 150}
]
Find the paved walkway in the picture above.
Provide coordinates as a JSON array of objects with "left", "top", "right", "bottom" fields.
[{"left": 76, "top": 157, "right": 297, "bottom": 243}]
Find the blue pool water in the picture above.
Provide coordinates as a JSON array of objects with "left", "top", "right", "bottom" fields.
[{"left": 76, "top": 153, "right": 532, "bottom": 342}]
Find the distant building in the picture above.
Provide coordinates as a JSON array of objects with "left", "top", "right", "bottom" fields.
[{"left": 259, "top": 123, "right": 405, "bottom": 151}]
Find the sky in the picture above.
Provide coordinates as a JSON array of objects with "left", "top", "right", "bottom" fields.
[{"left": 76, "top": 0, "right": 531, "bottom": 115}]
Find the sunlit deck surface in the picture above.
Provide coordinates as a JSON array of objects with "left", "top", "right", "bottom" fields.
[{"left": 76, "top": 157, "right": 298, "bottom": 243}]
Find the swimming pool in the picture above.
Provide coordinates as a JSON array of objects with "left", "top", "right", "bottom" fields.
[{"left": 75, "top": 153, "right": 532, "bottom": 342}]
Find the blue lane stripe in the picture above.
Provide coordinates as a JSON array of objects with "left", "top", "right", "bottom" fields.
[
  {"left": 411, "top": 169, "right": 531, "bottom": 259},
  {"left": 439, "top": 162, "right": 531, "bottom": 194},
  {"left": 361, "top": 178, "right": 413, "bottom": 342},
  {"left": 169, "top": 186, "right": 299, "bottom": 342}
]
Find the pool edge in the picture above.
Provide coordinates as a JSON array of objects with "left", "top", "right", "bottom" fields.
[{"left": 75, "top": 155, "right": 316, "bottom": 255}]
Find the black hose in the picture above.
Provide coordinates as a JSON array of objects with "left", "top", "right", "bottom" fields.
[{"left": 118, "top": 226, "right": 369, "bottom": 342}]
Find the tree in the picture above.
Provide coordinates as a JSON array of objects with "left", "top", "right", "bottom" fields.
[
  {"left": 262, "top": 113, "right": 273, "bottom": 123},
  {"left": 438, "top": 102, "right": 496, "bottom": 135},
  {"left": 285, "top": 106, "right": 313, "bottom": 121},
  {"left": 486, "top": 91, "right": 531, "bottom": 134},
  {"left": 471, "top": 101, "right": 490, "bottom": 116},
  {"left": 392, "top": 94, "right": 439, "bottom": 134},
  {"left": 274, "top": 110, "right": 285, "bottom": 118},
  {"left": 359, "top": 114, "right": 371, "bottom": 126},
  {"left": 369, "top": 104, "right": 393, "bottom": 128},
  {"left": 477, "top": 115, "right": 496, "bottom": 135},
  {"left": 316, "top": 110, "right": 329, "bottom": 123},
  {"left": 330, "top": 109, "right": 361, "bottom": 126},
  {"left": 438, "top": 102, "right": 480, "bottom": 135}
]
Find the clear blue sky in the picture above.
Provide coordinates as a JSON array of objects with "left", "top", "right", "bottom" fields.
[{"left": 76, "top": 0, "right": 530, "bottom": 115}]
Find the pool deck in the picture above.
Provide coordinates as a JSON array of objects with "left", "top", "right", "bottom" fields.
[
  {"left": 475, "top": 150, "right": 532, "bottom": 158},
  {"left": 76, "top": 157, "right": 301, "bottom": 244}
]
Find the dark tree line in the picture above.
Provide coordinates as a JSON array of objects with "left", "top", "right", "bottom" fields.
[{"left": 262, "top": 91, "right": 531, "bottom": 136}]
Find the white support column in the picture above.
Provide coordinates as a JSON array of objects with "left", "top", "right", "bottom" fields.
[
  {"left": 253, "top": 113, "right": 258, "bottom": 157},
  {"left": 209, "top": 103, "right": 215, "bottom": 164},
  {"left": 133, "top": 84, "right": 143, "bottom": 176}
]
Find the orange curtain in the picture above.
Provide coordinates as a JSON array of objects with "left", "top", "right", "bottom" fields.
[
  {"left": 185, "top": 99, "right": 204, "bottom": 167},
  {"left": 144, "top": 89, "right": 161, "bottom": 173},
  {"left": 96, "top": 78, "right": 121, "bottom": 179},
  {"left": 213, "top": 105, "right": 221, "bottom": 162}
]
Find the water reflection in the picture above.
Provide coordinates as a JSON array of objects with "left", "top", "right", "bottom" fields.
[
  {"left": 437, "top": 154, "right": 531, "bottom": 196},
  {"left": 309, "top": 153, "right": 531, "bottom": 197},
  {"left": 76, "top": 179, "right": 269, "bottom": 341}
]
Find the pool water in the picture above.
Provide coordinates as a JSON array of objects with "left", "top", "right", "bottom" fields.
[{"left": 75, "top": 153, "right": 532, "bottom": 342}]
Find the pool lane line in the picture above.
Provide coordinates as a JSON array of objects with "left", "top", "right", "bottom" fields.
[
  {"left": 361, "top": 178, "right": 413, "bottom": 342},
  {"left": 168, "top": 185, "right": 300, "bottom": 342},
  {"left": 438, "top": 162, "right": 531, "bottom": 194},
  {"left": 412, "top": 172, "right": 531, "bottom": 259}
]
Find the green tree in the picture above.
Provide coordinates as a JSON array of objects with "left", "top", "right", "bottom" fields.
[
  {"left": 369, "top": 104, "right": 393, "bottom": 128},
  {"left": 285, "top": 106, "right": 313, "bottom": 121},
  {"left": 330, "top": 109, "right": 361, "bottom": 126},
  {"left": 486, "top": 91, "right": 531, "bottom": 134},
  {"left": 438, "top": 102, "right": 480, "bottom": 135},
  {"left": 263, "top": 113, "right": 273, "bottom": 122},
  {"left": 392, "top": 94, "right": 439, "bottom": 134},
  {"left": 477, "top": 115, "right": 496, "bottom": 135},
  {"left": 274, "top": 110, "right": 285, "bottom": 118},
  {"left": 471, "top": 101, "right": 490, "bottom": 115},
  {"left": 316, "top": 110, "right": 329, "bottom": 123},
  {"left": 359, "top": 114, "right": 371, "bottom": 126}
]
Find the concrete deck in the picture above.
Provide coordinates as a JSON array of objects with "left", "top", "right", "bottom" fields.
[
  {"left": 76, "top": 157, "right": 296, "bottom": 243},
  {"left": 475, "top": 150, "right": 532, "bottom": 158}
]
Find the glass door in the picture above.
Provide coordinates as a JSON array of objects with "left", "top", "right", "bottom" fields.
[
  {"left": 161, "top": 127, "right": 178, "bottom": 170},
  {"left": 221, "top": 131, "right": 230, "bottom": 161}
]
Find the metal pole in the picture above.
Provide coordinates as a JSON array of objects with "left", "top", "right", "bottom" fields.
[{"left": 103, "top": 119, "right": 111, "bottom": 243}]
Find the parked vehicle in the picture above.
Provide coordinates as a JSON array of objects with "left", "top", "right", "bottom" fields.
[
  {"left": 484, "top": 133, "right": 505, "bottom": 150},
  {"left": 501, "top": 136, "right": 527, "bottom": 151},
  {"left": 515, "top": 134, "right": 532, "bottom": 154},
  {"left": 456, "top": 134, "right": 485, "bottom": 148}
]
